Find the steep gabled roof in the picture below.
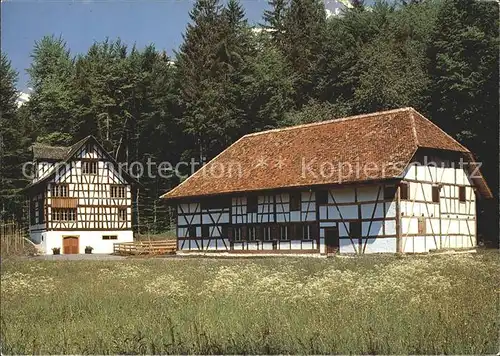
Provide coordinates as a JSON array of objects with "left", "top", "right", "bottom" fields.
[
  {"left": 161, "top": 107, "right": 492, "bottom": 200},
  {"left": 24, "top": 135, "right": 139, "bottom": 191},
  {"left": 33, "top": 145, "right": 72, "bottom": 160}
]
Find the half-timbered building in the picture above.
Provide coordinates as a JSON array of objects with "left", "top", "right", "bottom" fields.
[
  {"left": 161, "top": 108, "right": 492, "bottom": 254},
  {"left": 24, "top": 136, "right": 137, "bottom": 254}
]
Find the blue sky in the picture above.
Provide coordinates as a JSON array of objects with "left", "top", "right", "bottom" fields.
[{"left": 1, "top": 0, "right": 270, "bottom": 91}]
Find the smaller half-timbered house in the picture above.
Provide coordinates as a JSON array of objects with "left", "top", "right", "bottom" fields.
[
  {"left": 24, "top": 136, "right": 137, "bottom": 254},
  {"left": 161, "top": 108, "right": 492, "bottom": 255}
]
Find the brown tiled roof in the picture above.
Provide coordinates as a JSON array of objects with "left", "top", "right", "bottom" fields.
[
  {"left": 25, "top": 136, "right": 140, "bottom": 191},
  {"left": 161, "top": 107, "right": 492, "bottom": 200},
  {"left": 32, "top": 144, "right": 72, "bottom": 160}
]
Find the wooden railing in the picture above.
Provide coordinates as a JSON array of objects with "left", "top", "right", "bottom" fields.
[
  {"left": 51, "top": 198, "right": 79, "bottom": 208},
  {"left": 0, "top": 220, "right": 27, "bottom": 255},
  {"left": 113, "top": 240, "right": 177, "bottom": 256}
]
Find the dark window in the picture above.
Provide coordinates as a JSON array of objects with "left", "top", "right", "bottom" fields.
[
  {"left": 262, "top": 226, "right": 272, "bottom": 241},
  {"left": 289, "top": 192, "right": 301, "bottom": 211},
  {"left": 103, "top": 235, "right": 118, "bottom": 240},
  {"left": 222, "top": 225, "right": 232, "bottom": 239},
  {"left": 247, "top": 196, "right": 258, "bottom": 213},
  {"left": 248, "top": 226, "right": 258, "bottom": 240},
  {"left": 52, "top": 184, "right": 68, "bottom": 197},
  {"left": 399, "top": 182, "right": 409, "bottom": 200},
  {"left": 279, "top": 225, "right": 289, "bottom": 240},
  {"left": 349, "top": 221, "right": 362, "bottom": 238},
  {"left": 310, "top": 224, "right": 319, "bottom": 239},
  {"left": 38, "top": 199, "right": 44, "bottom": 223},
  {"left": 291, "top": 223, "right": 302, "bottom": 239},
  {"left": 201, "top": 197, "right": 230, "bottom": 210},
  {"left": 316, "top": 190, "right": 328, "bottom": 204},
  {"left": 82, "top": 160, "right": 98, "bottom": 174},
  {"left": 271, "top": 225, "right": 279, "bottom": 240},
  {"left": 233, "top": 227, "right": 242, "bottom": 241},
  {"left": 418, "top": 217, "right": 426, "bottom": 234},
  {"left": 302, "top": 224, "right": 311, "bottom": 239},
  {"left": 432, "top": 186, "right": 440, "bottom": 203},
  {"left": 301, "top": 223, "right": 319, "bottom": 240},
  {"left": 201, "top": 225, "right": 210, "bottom": 237},
  {"left": 30, "top": 199, "right": 36, "bottom": 224},
  {"left": 110, "top": 185, "right": 126, "bottom": 198},
  {"left": 384, "top": 185, "right": 397, "bottom": 200},
  {"left": 459, "top": 186, "right": 466, "bottom": 202},
  {"left": 187, "top": 226, "right": 197, "bottom": 238},
  {"left": 118, "top": 208, "right": 127, "bottom": 221},
  {"left": 52, "top": 208, "right": 77, "bottom": 221}
]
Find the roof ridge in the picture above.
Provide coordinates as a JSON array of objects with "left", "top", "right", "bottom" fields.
[
  {"left": 160, "top": 135, "right": 248, "bottom": 199},
  {"left": 244, "top": 107, "right": 414, "bottom": 138},
  {"left": 32, "top": 143, "right": 69, "bottom": 149},
  {"left": 409, "top": 109, "right": 419, "bottom": 146},
  {"left": 411, "top": 109, "right": 470, "bottom": 152}
]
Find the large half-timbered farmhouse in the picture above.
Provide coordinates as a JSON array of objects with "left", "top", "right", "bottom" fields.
[
  {"left": 161, "top": 107, "right": 492, "bottom": 254},
  {"left": 24, "top": 136, "right": 137, "bottom": 254}
]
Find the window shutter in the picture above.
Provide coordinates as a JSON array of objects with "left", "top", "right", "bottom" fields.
[
  {"left": 459, "top": 186, "right": 466, "bottom": 202},
  {"left": 399, "top": 182, "right": 409, "bottom": 200},
  {"left": 349, "top": 221, "right": 362, "bottom": 238},
  {"left": 201, "top": 225, "right": 210, "bottom": 238},
  {"left": 384, "top": 185, "right": 397, "bottom": 200},
  {"left": 432, "top": 186, "right": 440, "bottom": 203},
  {"left": 38, "top": 195, "right": 45, "bottom": 223},
  {"left": 247, "top": 196, "right": 258, "bottom": 213},
  {"left": 310, "top": 223, "right": 319, "bottom": 239},
  {"left": 222, "top": 225, "right": 232, "bottom": 239},
  {"left": 316, "top": 190, "right": 328, "bottom": 204},
  {"left": 290, "top": 192, "right": 301, "bottom": 211},
  {"left": 259, "top": 225, "right": 265, "bottom": 240},
  {"left": 271, "top": 225, "right": 279, "bottom": 240}
]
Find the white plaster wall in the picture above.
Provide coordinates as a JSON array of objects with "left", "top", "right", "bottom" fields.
[
  {"left": 43, "top": 230, "right": 133, "bottom": 254},
  {"left": 330, "top": 188, "right": 355, "bottom": 203},
  {"left": 363, "top": 238, "right": 397, "bottom": 253},
  {"left": 339, "top": 239, "right": 357, "bottom": 254},
  {"left": 357, "top": 186, "right": 379, "bottom": 202},
  {"left": 361, "top": 203, "right": 384, "bottom": 219}
]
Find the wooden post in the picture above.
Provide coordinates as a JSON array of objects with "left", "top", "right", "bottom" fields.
[{"left": 396, "top": 186, "right": 402, "bottom": 253}]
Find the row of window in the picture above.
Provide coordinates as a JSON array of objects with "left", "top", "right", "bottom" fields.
[
  {"left": 30, "top": 197, "right": 45, "bottom": 224},
  {"left": 50, "top": 184, "right": 126, "bottom": 198},
  {"left": 82, "top": 161, "right": 98, "bottom": 175},
  {"left": 198, "top": 184, "right": 468, "bottom": 213},
  {"left": 185, "top": 223, "right": 319, "bottom": 241},
  {"left": 400, "top": 183, "right": 467, "bottom": 203},
  {"left": 51, "top": 208, "right": 127, "bottom": 221}
]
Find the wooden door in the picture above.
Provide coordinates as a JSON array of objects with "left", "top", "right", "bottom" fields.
[
  {"left": 324, "top": 227, "right": 339, "bottom": 255},
  {"left": 63, "top": 236, "right": 79, "bottom": 254}
]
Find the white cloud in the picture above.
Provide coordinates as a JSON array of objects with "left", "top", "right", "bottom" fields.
[{"left": 16, "top": 91, "right": 31, "bottom": 108}]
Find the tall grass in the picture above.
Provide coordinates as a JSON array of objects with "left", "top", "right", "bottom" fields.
[{"left": 1, "top": 252, "right": 498, "bottom": 354}]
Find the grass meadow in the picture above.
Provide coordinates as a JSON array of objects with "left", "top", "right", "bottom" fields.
[{"left": 1, "top": 252, "right": 499, "bottom": 354}]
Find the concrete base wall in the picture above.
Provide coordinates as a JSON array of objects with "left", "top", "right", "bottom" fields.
[{"left": 30, "top": 230, "right": 133, "bottom": 254}]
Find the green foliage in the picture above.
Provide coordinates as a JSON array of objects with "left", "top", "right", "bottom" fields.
[
  {"left": 427, "top": 0, "right": 499, "bottom": 239},
  {"left": 1, "top": 0, "right": 497, "bottom": 239},
  {"left": 261, "top": 0, "right": 289, "bottom": 47},
  {"left": 282, "top": 0, "right": 326, "bottom": 106},
  {"left": 1, "top": 253, "right": 499, "bottom": 353},
  {"left": 0, "top": 54, "right": 30, "bottom": 220},
  {"left": 27, "top": 35, "right": 76, "bottom": 136},
  {"left": 35, "top": 132, "right": 73, "bottom": 146}
]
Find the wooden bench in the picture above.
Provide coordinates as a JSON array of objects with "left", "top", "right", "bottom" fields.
[{"left": 113, "top": 240, "right": 177, "bottom": 256}]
